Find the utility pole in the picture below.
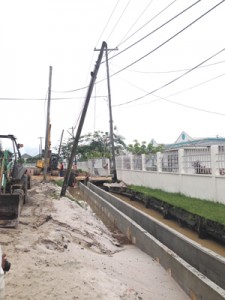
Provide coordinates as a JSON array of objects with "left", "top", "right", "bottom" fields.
[
  {"left": 38, "top": 137, "right": 44, "bottom": 158},
  {"left": 60, "top": 41, "right": 106, "bottom": 197},
  {"left": 57, "top": 129, "right": 64, "bottom": 157},
  {"left": 67, "top": 126, "right": 75, "bottom": 138},
  {"left": 43, "top": 66, "right": 52, "bottom": 181},
  {"left": 94, "top": 43, "right": 118, "bottom": 181}
]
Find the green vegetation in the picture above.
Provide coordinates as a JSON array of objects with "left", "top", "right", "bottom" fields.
[
  {"left": 61, "top": 130, "right": 126, "bottom": 161},
  {"left": 127, "top": 139, "right": 164, "bottom": 154},
  {"left": 54, "top": 179, "right": 64, "bottom": 187},
  {"left": 60, "top": 130, "right": 164, "bottom": 162},
  {"left": 129, "top": 185, "right": 225, "bottom": 225}
]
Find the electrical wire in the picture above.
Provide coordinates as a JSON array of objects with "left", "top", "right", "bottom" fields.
[
  {"left": 118, "top": 0, "right": 154, "bottom": 46},
  {"left": 113, "top": 47, "right": 225, "bottom": 107},
  {"left": 95, "top": 0, "right": 121, "bottom": 47},
  {"left": 52, "top": 57, "right": 225, "bottom": 95},
  {"left": 117, "top": 0, "right": 178, "bottom": 48},
  {"left": 152, "top": 93, "right": 225, "bottom": 117},
  {"left": 108, "top": 0, "right": 200, "bottom": 62},
  {"left": 110, "top": 59, "right": 225, "bottom": 74},
  {"left": 111, "top": 68, "right": 225, "bottom": 112},
  {"left": 105, "top": 0, "right": 132, "bottom": 42},
  {"left": 109, "top": 0, "right": 225, "bottom": 77},
  {"left": 166, "top": 72, "right": 225, "bottom": 98},
  {"left": 52, "top": 1, "right": 223, "bottom": 94},
  {"left": 116, "top": 72, "right": 225, "bottom": 117},
  {"left": 0, "top": 96, "right": 106, "bottom": 101}
]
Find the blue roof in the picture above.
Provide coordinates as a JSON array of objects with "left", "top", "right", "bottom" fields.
[{"left": 165, "top": 138, "right": 225, "bottom": 149}]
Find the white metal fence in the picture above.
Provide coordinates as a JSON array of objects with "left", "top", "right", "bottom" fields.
[
  {"left": 75, "top": 145, "right": 225, "bottom": 203},
  {"left": 115, "top": 145, "right": 225, "bottom": 204},
  {"left": 116, "top": 145, "right": 225, "bottom": 176}
]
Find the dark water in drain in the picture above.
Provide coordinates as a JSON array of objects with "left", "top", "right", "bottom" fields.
[{"left": 114, "top": 193, "right": 225, "bottom": 258}]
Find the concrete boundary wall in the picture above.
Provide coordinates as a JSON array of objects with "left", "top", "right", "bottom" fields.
[
  {"left": 116, "top": 169, "right": 225, "bottom": 204},
  {"left": 80, "top": 182, "right": 225, "bottom": 300}
]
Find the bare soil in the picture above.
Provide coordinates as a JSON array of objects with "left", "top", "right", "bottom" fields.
[{"left": 1, "top": 179, "right": 189, "bottom": 300}]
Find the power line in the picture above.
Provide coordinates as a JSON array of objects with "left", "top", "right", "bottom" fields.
[
  {"left": 109, "top": 0, "right": 225, "bottom": 77},
  {"left": 0, "top": 96, "right": 106, "bottom": 101},
  {"left": 111, "top": 59, "right": 225, "bottom": 74},
  {"left": 112, "top": 70, "right": 225, "bottom": 111},
  {"left": 51, "top": 57, "right": 225, "bottom": 95},
  {"left": 117, "top": 0, "right": 178, "bottom": 48},
  {"left": 117, "top": 0, "right": 154, "bottom": 46},
  {"left": 30, "top": 0, "right": 225, "bottom": 96},
  {"left": 152, "top": 93, "right": 225, "bottom": 117},
  {"left": 113, "top": 47, "right": 225, "bottom": 107},
  {"left": 166, "top": 72, "right": 225, "bottom": 98},
  {"left": 52, "top": 85, "right": 88, "bottom": 93},
  {"left": 49, "top": 1, "right": 225, "bottom": 95},
  {"left": 108, "top": 0, "right": 201, "bottom": 62},
  {"left": 95, "top": 0, "right": 120, "bottom": 47},
  {"left": 105, "top": 0, "right": 131, "bottom": 41}
]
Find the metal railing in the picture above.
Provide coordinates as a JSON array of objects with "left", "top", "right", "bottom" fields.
[
  {"left": 183, "top": 147, "right": 211, "bottom": 174},
  {"left": 161, "top": 150, "right": 179, "bottom": 173}
]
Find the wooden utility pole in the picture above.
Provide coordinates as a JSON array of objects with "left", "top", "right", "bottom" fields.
[
  {"left": 43, "top": 66, "right": 52, "bottom": 181},
  {"left": 94, "top": 43, "right": 118, "bottom": 181},
  {"left": 60, "top": 42, "right": 106, "bottom": 197}
]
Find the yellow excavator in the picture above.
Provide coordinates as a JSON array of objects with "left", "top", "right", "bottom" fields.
[{"left": 35, "top": 127, "right": 63, "bottom": 176}]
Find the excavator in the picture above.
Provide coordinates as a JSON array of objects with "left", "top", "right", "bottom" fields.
[
  {"left": 35, "top": 127, "right": 64, "bottom": 176},
  {"left": 0, "top": 134, "right": 31, "bottom": 227}
]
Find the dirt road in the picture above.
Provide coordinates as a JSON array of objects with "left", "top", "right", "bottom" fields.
[{"left": 1, "top": 179, "right": 189, "bottom": 299}]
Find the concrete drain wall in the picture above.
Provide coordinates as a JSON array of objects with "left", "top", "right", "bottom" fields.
[{"left": 80, "top": 182, "right": 225, "bottom": 300}]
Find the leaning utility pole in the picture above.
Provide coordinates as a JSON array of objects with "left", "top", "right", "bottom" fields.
[
  {"left": 94, "top": 43, "right": 118, "bottom": 181},
  {"left": 60, "top": 41, "right": 107, "bottom": 197},
  {"left": 43, "top": 66, "right": 52, "bottom": 181}
]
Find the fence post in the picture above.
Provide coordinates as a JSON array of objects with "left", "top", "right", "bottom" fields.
[
  {"left": 142, "top": 154, "right": 146, "bottom": 171},
  {"left": 178, "top": 149, "right": 184, "bottom": 174},
  {"left": 211, "top": 145, "right": 219, "bottom": 176},
  {"left": 157, "top": 152, "right": 162, "bottom": 172},
  {"left": 130, "top": 154, "right": 133, "bottom": 170},
  {"left": 121, "top": 155, "right": 124, "bottom": 170}
]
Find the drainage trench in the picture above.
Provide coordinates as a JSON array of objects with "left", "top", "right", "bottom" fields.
[{"left": 79, "top": 182, "right": 225, "bottom": 300}]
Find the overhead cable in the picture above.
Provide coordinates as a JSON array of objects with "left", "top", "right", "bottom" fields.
[
  {"left": 113, "top": 47, "right": 225, "bottom": 107},
  {"left": 105, "top": 0, "right": 131, "bottom": 41},
  {"left": 0, "top": 96, "right": 106, "bottom": 101},
  {"left": 117, "top": 0, "right": 178, "bottom": 47},
  {"left": 109, "top": 0, "right": 224, "bottom": 75},
  {"left": 95, "top": 0, "right": 121, "bottom": 47},
  {"left": 118, "top": 0, "right": 154, "bottom": 45},
  {"left": 111, "top": 59, "right": 225, "bottom": 74},
  {"left": 110, "top": 0, "right": 197, "bottom": 61},
  {"left": 152, "top": 93, "right": 225, "bottom": 117}
]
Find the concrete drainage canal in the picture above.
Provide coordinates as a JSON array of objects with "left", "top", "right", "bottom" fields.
[{"left": 77, "top": 182, "right": 225, "bottom": 300}]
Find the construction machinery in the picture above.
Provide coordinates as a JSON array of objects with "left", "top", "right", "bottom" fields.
[
  {"left": 36, "top": 150, "right": 60, "bottom": 176},
  {"left": 0, "top": 134, "right": 31, "bottom": 227},
  {"left": 35, "top": 129, "right": 64, "bottom": 176}
]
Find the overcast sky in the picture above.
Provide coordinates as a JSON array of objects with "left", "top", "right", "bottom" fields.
[{"left": 1, "top": 0, "right": 225, "bottom": 155}]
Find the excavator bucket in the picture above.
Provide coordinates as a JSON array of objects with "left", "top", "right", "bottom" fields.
[
  {"left": 0, "top": 135, "right": 29, "bottom": 228},
  {"left": 0, "top": 191, "right": 24, "bottom": 228}
]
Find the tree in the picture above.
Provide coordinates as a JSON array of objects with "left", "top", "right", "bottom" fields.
[
  {"left": 127, "top": 140, "right": 164, "bottom": 155},
  {"left": 61, "top": 130, "right": 126, "bottom": 162}
]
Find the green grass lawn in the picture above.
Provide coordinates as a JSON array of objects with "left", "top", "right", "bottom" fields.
[{"left": 129, "top": 185, "right": 225, "bottom": 226}]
